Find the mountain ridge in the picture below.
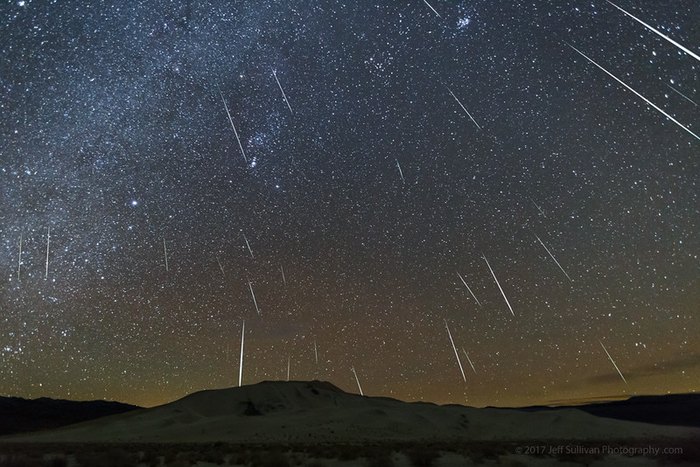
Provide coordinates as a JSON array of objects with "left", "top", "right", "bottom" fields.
[
  {"left": 0, "top": 394, "right": 140, "bottom": 436},
  {"left": 505, "top": 393, "right": 700, "bottom": 428},
  {"left": 4, "top": 381, "right": 698, "bottom": 443}
]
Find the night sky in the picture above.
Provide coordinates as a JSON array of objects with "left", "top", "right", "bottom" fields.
[{"left": 1, "top": 0, "right": 698, "bottom": 408}]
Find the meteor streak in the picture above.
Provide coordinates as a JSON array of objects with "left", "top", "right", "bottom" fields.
[
  {"left": 606, "top": 0, "right": 700, "bottom": 63},
  {"left": 462, "top": 348, "right": 477, "bottom": 374},
  {"left": 445, "top": 320, "right": 466, "bottom": 382},
  {"left": 219, "top": 90, "right": 248, "bottom": 163},
  {"left": 600, "top": 340, "right": 628, "bottom": 385},
  {"left": 567, "top": 43, "right": 700, "bottom": 141},
  {"left": 163, "top": 238, "right": 169, "bottom": 272},
  {"left": 239, "top": 320, "right": 245, "bottom": 386},
  {"left": 482, "top": 255, "right": 515, "bottom": 316},
  {"left": 45, "top": 226, "right": 50, "bottom": 279},
  {"left": 396, "top": 159, "right": 406, "bottom": 184},
  {"left": 534, "top": 233, "right": 573, "bottom": 283},
  {"left": 422, "top": 0, "right": 442, "bottom": 18},
  {"left": 248, "top": 281, "right": 261, "bottom": 315},
  {"left": 667, "top": 84, "right": 698, "bottom": 107},
  {"left": 457, "top": 272, "right": 482, "bottom": 306},
  {"left": 272, "top": 68, "right": 293, "bottom": 114},
  {"left": 17, "top": 233, "right": 22, "bottom": 282},
  {"left": 530, "top": 197, "right": 547, "bottom": 218},
  {"left": 351, "top": 366, "right": 364, "bottom": 395},
  {"left": 243, "top": 233, "right": 254, "bottom": 258},
  {"left": 446, "top": 86, "right": 481, "bottom": 130}
]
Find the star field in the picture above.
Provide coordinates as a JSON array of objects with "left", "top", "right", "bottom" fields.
[{"left": 0, "top": 0, "right": 698, "bottom": 407}]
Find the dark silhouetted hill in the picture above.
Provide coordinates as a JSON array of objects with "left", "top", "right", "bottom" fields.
[
  {"left": 5, "top": 381, "right": 698, "bottom": 443},
  {"left": 512, "top": 394, "right": 700, "bottom": 428},
  {"left": 0, "top": 395, "right": 140, "bottom": 435}
]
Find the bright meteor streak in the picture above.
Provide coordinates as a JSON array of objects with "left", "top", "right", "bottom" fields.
[
  {"left": 482, "top": 254, "right": 515, "bottom": 316},
  {"left": 445, "top": 320, "right": 466, "bottom": 382},
  {"left": 534, "top": 233, "right": 573, "bottom": 283},
  {"left": 238, "top": 320, "right": 245, "bottom": 387},
  {"left": 567, "top": 43, "right": 700, "bottom": 141},
  {"left": 600, "top": 340, "right": 628, "bottom": 385},
  {"left": 272, "top": 68, "right": 293, "bottom": 115},
  {"left": 606, "top": 0, "right": 700, "bottom": 63},
  {"left": 351, "top": 367, "right": 364, "bottom": 395},
  {"left": 248, "top": 281, "right": 260, "bottom": 315},
  {"left": 17, "top": 233, "right": 22, "bottom": 282},
  {"left": 446, "top": 86, "right": 482, "bottom": 130},
  {"left": 422, "top": 0, "right": 441, "bottom": 18},
  {"left": 219, "top": 90, "right": 249, "bottom": 163},
  {"left": 45, "top": 226, "right": 50, "bottom": 280}
]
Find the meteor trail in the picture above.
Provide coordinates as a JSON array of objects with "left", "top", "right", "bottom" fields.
[
  {"left": 45, "top": 226, "right": 50, "bottom": 280},
  {"left": 446, "top": 86, "right": 481, "bottom": 130},
  {"left": 17, "top": 233, "right": 22, "bottom": 282},
  {"left": 248, "top": 281, "right": 260, "bottom": 315},
  {"left": 445, "top": 320, "right": 466, "bottom": 382},
  {"left": 216, "top": 256, "right": 225, "bottom": 276},
  {"left": 422, "top": 0, "right": 442, "bottom": 18},
  {"left": 396, "top": 159, "right": 406, "bottom": 184},
  {"left": 567, "top": 43, "right": 700, "bottom": 141},
  {"left": 271, "top": 68, "right": 293, "bottom": 114},
  {"left": 462, "top": 348, "right": 477, "bottom": 374},
  {"left": 280, "top": 265, "right": 287, "bottom": 286},
  {"left": 457, "top": 272, "right": 482, "bottom": 306},
  {"left": 530, "top": 197, "right": 547, "bottom": 218},
  {"left": 163, "top": 238, "right": 169, "bottom": 272},
  {"left": 218, "top": 89, "right": 248, "bottom": 163},
  {"left": 534, "top": 233, "right": 574, "bottom": 283},
  {"left": 482, "top": 255, "right": 515, "bottom": 316},
  {"left": 600, "top": 340, "right": 628, "bottom": 385},
  {"left": 287, "top": 356, "right": 291, "bottom": 381},
  {"left": 667, "top": 84, "right": 698, "bottom": 107},
  {"left": 239, "top": 320, "right": 245, "bottom": 387},
  {"left": 243, "top": 233, "right": 254, "bottom": 258},
  {"left": 606, "top": 0, "right": 700, "bottom": 63},
  {"left": 314, "top": 340, "right": 319, "bottom": 364},
  {"left": 351, "top": 366, "right": 364, "bottom": 395}
]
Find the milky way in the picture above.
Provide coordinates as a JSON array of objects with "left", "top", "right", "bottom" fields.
[{"left": 1, "top": 0, "right": 698, "bottom": 407}]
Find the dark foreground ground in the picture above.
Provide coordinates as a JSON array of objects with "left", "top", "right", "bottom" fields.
[{"left": 0, "top": 440, "right": 698, "bottom": 467}]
